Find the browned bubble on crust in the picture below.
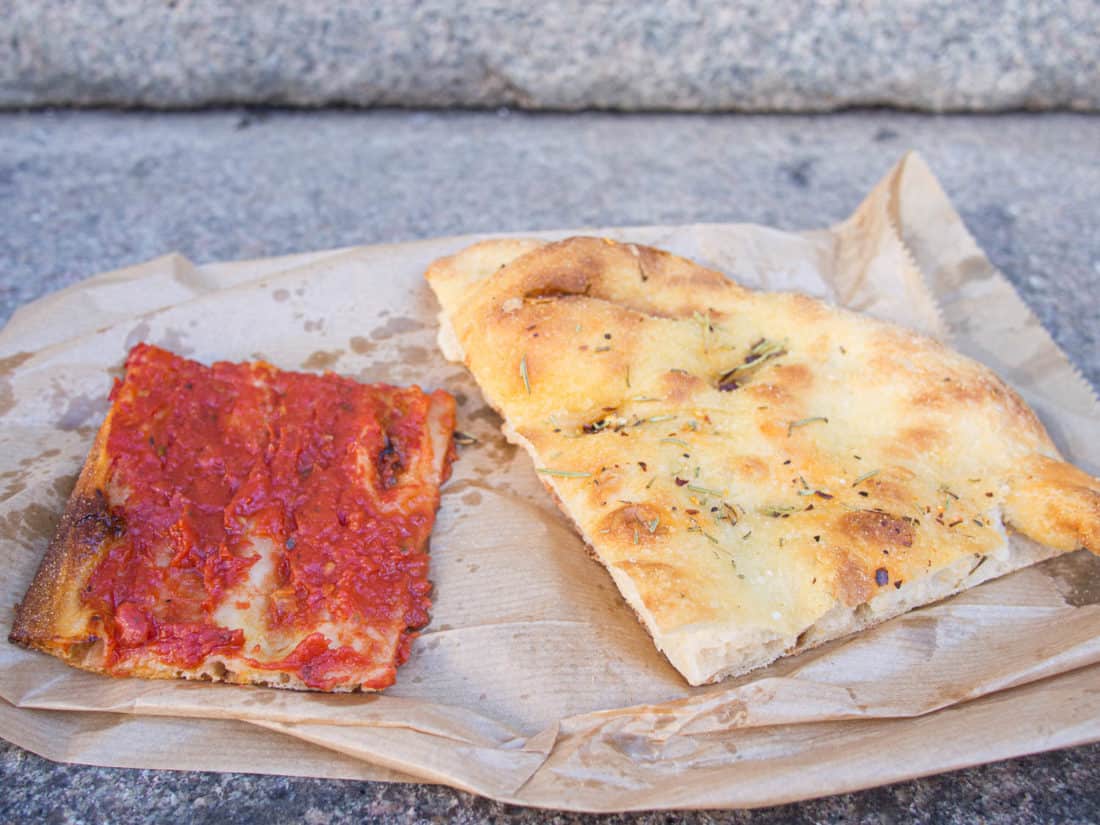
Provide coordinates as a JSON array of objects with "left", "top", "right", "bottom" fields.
[
  {"left": 838, "top": 509, "right": 915, "bottom": 547},
  {"left": 301, "top": 349, "right": 345, "bottom": 371},
  {"left": 834, "top": 555, "right": 874, "bottom": 606},
  {"left": 600, "top": 502, "right": 668, "bottom": 546}
]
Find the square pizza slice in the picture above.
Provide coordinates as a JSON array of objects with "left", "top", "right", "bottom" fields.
[
  {"left": 426, "top": 236, "right": 1100, "bottom": 686},
  {"left": 10, "top": 343, "right": 457, "bottom": 692}
]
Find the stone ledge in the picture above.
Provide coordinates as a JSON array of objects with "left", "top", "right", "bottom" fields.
[{"left": 2, "top": 1, "right": 1098, "bottom": 111}]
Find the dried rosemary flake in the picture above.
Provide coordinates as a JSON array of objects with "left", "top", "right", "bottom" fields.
[
  {"left": 717, "top": 339, "right": 787, "bottom": 387},
  {"left": 535, "top": 468, "right": 591, "bottom": 479},
  {"left": 851, "top": 469, "right": 880, "bottom": 487},
  {"left": 520, "top": 354, "right": 531, "bottom": 394},
  {"left": 787, "top": 416, "right": 828, "bottom": 437},
  {"left": 647, "top": 414, "right": 676, "bottom": 423},
  {"left": 452, "top": 431, "right": 479, "bottom": 446},
  {"left": 760, "top": 505, "right": 799, "bottom": 517},
  {"left": 687, "top": 483, "right": 723, "bottom": 497},
  {"left": 697, "top": 529, "right": 720, "bottom": 545},
  {"left": 660, "top": 437, "right": 689, "bottom": 447},
  {"left": 645, "top": 517, "right": 660, "bottom": 534}
]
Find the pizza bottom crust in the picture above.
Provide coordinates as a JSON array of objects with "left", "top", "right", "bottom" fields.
[
  {"left": 633, "top": 533, "right": 1060, "bottom": 686},
  {"left": 40, "top": 638, "right": 376, "bottom": 693}
]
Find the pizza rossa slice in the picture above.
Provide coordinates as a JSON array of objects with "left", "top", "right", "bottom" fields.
[
  {"left": 10, "top": 344, "right": 457, "bottom": 691},
  {"left": 426, "top": 236, "right": 1100, "bottom": 686}
]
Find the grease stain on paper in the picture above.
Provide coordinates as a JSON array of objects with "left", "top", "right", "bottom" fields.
[
  {"left": 157, "top": 328, "right": 194, "bottom": 356},
  {"left": 1043, "top": 551, "right": 1100, "bottom": 607},
  {"left": 53, "top": 472, "right": 78, "bottom": 500},
  {"left": 371, "top": 317, "right": 426, "bottom": 341},
  {"left": 301, "top": 350, "right": 344, "bottom": 371},
  {"left": 56, "top": 393, "right": 109, "bottom": 431},
  {"left": 0, "top": 351, "right": 34, "bottom": 416},
  {"left": 0, "top": 501, "right": 59, "bottom": 546},
  {"left": 397, "top": 345, "right": 429, "bottom": 365},
  {"left": 124, "top": 321, "right": 152, "bottom": 351},
  {"left": 348, "top": 336, "right": 372, "bottom": 355}
]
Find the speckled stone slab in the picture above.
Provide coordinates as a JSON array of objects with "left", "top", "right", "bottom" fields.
[
  {"left": 2, "top": 1, "right": 1098, "bottom": 111},
  {"left": 1, "top": 109, "right": 1098, "bottom": 820}
]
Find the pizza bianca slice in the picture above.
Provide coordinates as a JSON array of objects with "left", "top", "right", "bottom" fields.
[
  {"left": 426, "top": 237, "right": 1100, "bottom": 686},
  {"left": 10, "top": 343, "right": 457, "bottom": 692}
]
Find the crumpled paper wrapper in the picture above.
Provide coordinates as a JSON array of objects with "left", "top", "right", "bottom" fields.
[{"left": 1, "top": 153, "right": 1098, "bottom": 811}]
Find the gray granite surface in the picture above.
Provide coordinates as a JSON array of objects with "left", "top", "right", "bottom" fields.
[
  {"left": 2, "top": 1, "right": 1099, "bottom": 112},
  {"left": 1, "top": 109, "right": 1099, "bottom": 822}
]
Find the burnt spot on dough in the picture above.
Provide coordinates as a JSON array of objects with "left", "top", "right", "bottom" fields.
[
  {"left": 71, "top": 489, "right": 126, "bottom": 549},
  {"left": 376, "top": 436, "right": 404, "bottom": 490},
  {"left": 839, "top": 509, "right": 915, "bottom": 547}
]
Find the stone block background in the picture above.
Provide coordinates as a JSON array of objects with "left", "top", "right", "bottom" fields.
[{"left": 2, "top": 1, "right": 1098, "bottom": 111}]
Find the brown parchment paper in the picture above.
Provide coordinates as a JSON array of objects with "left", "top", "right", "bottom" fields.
[{"left": 2, "top": 152, "right": 1098, "bottom": 812}]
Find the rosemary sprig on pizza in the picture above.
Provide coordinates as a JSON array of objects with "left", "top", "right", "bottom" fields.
[
  {"left": 9, "top": 344, "right": 456, "bottom": 691},
  {"left": 426, "top": 236, "right": 1100, "bottom": 685}
]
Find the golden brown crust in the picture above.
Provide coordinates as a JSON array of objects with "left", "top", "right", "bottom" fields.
[
  {"left": 1004, "top": 454, "right": 1100, "bottom": 555},
  {"left": 9, "top": 413, "right": 114, "bottom": 663},
  {"left": 427, "top": 236, "right": 1098, "bottom": 685}
]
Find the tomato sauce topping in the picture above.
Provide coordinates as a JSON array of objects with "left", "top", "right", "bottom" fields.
[{"left": 81, "top": 343, "right": 454, "bottom": 690}]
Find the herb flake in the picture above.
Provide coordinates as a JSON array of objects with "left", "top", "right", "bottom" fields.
[
  {"left": 686, "top": 483, "right": 722, "bottom": 497},
  {"left": 787, "top": 416, "right": 828, "bottom": 437},
  {"left": 852, "top": 469, "right": 880, "bottom": 487},
  {"left": 520, "top": 354, "right": 531, "bottom": 394},
  {"left": 535, "top": 468, "right": 591, "bottom": 479}
]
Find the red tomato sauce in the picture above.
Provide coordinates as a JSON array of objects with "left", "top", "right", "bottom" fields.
[{"left": 82, "top": 343, "right": 453, "bottom": 690}]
